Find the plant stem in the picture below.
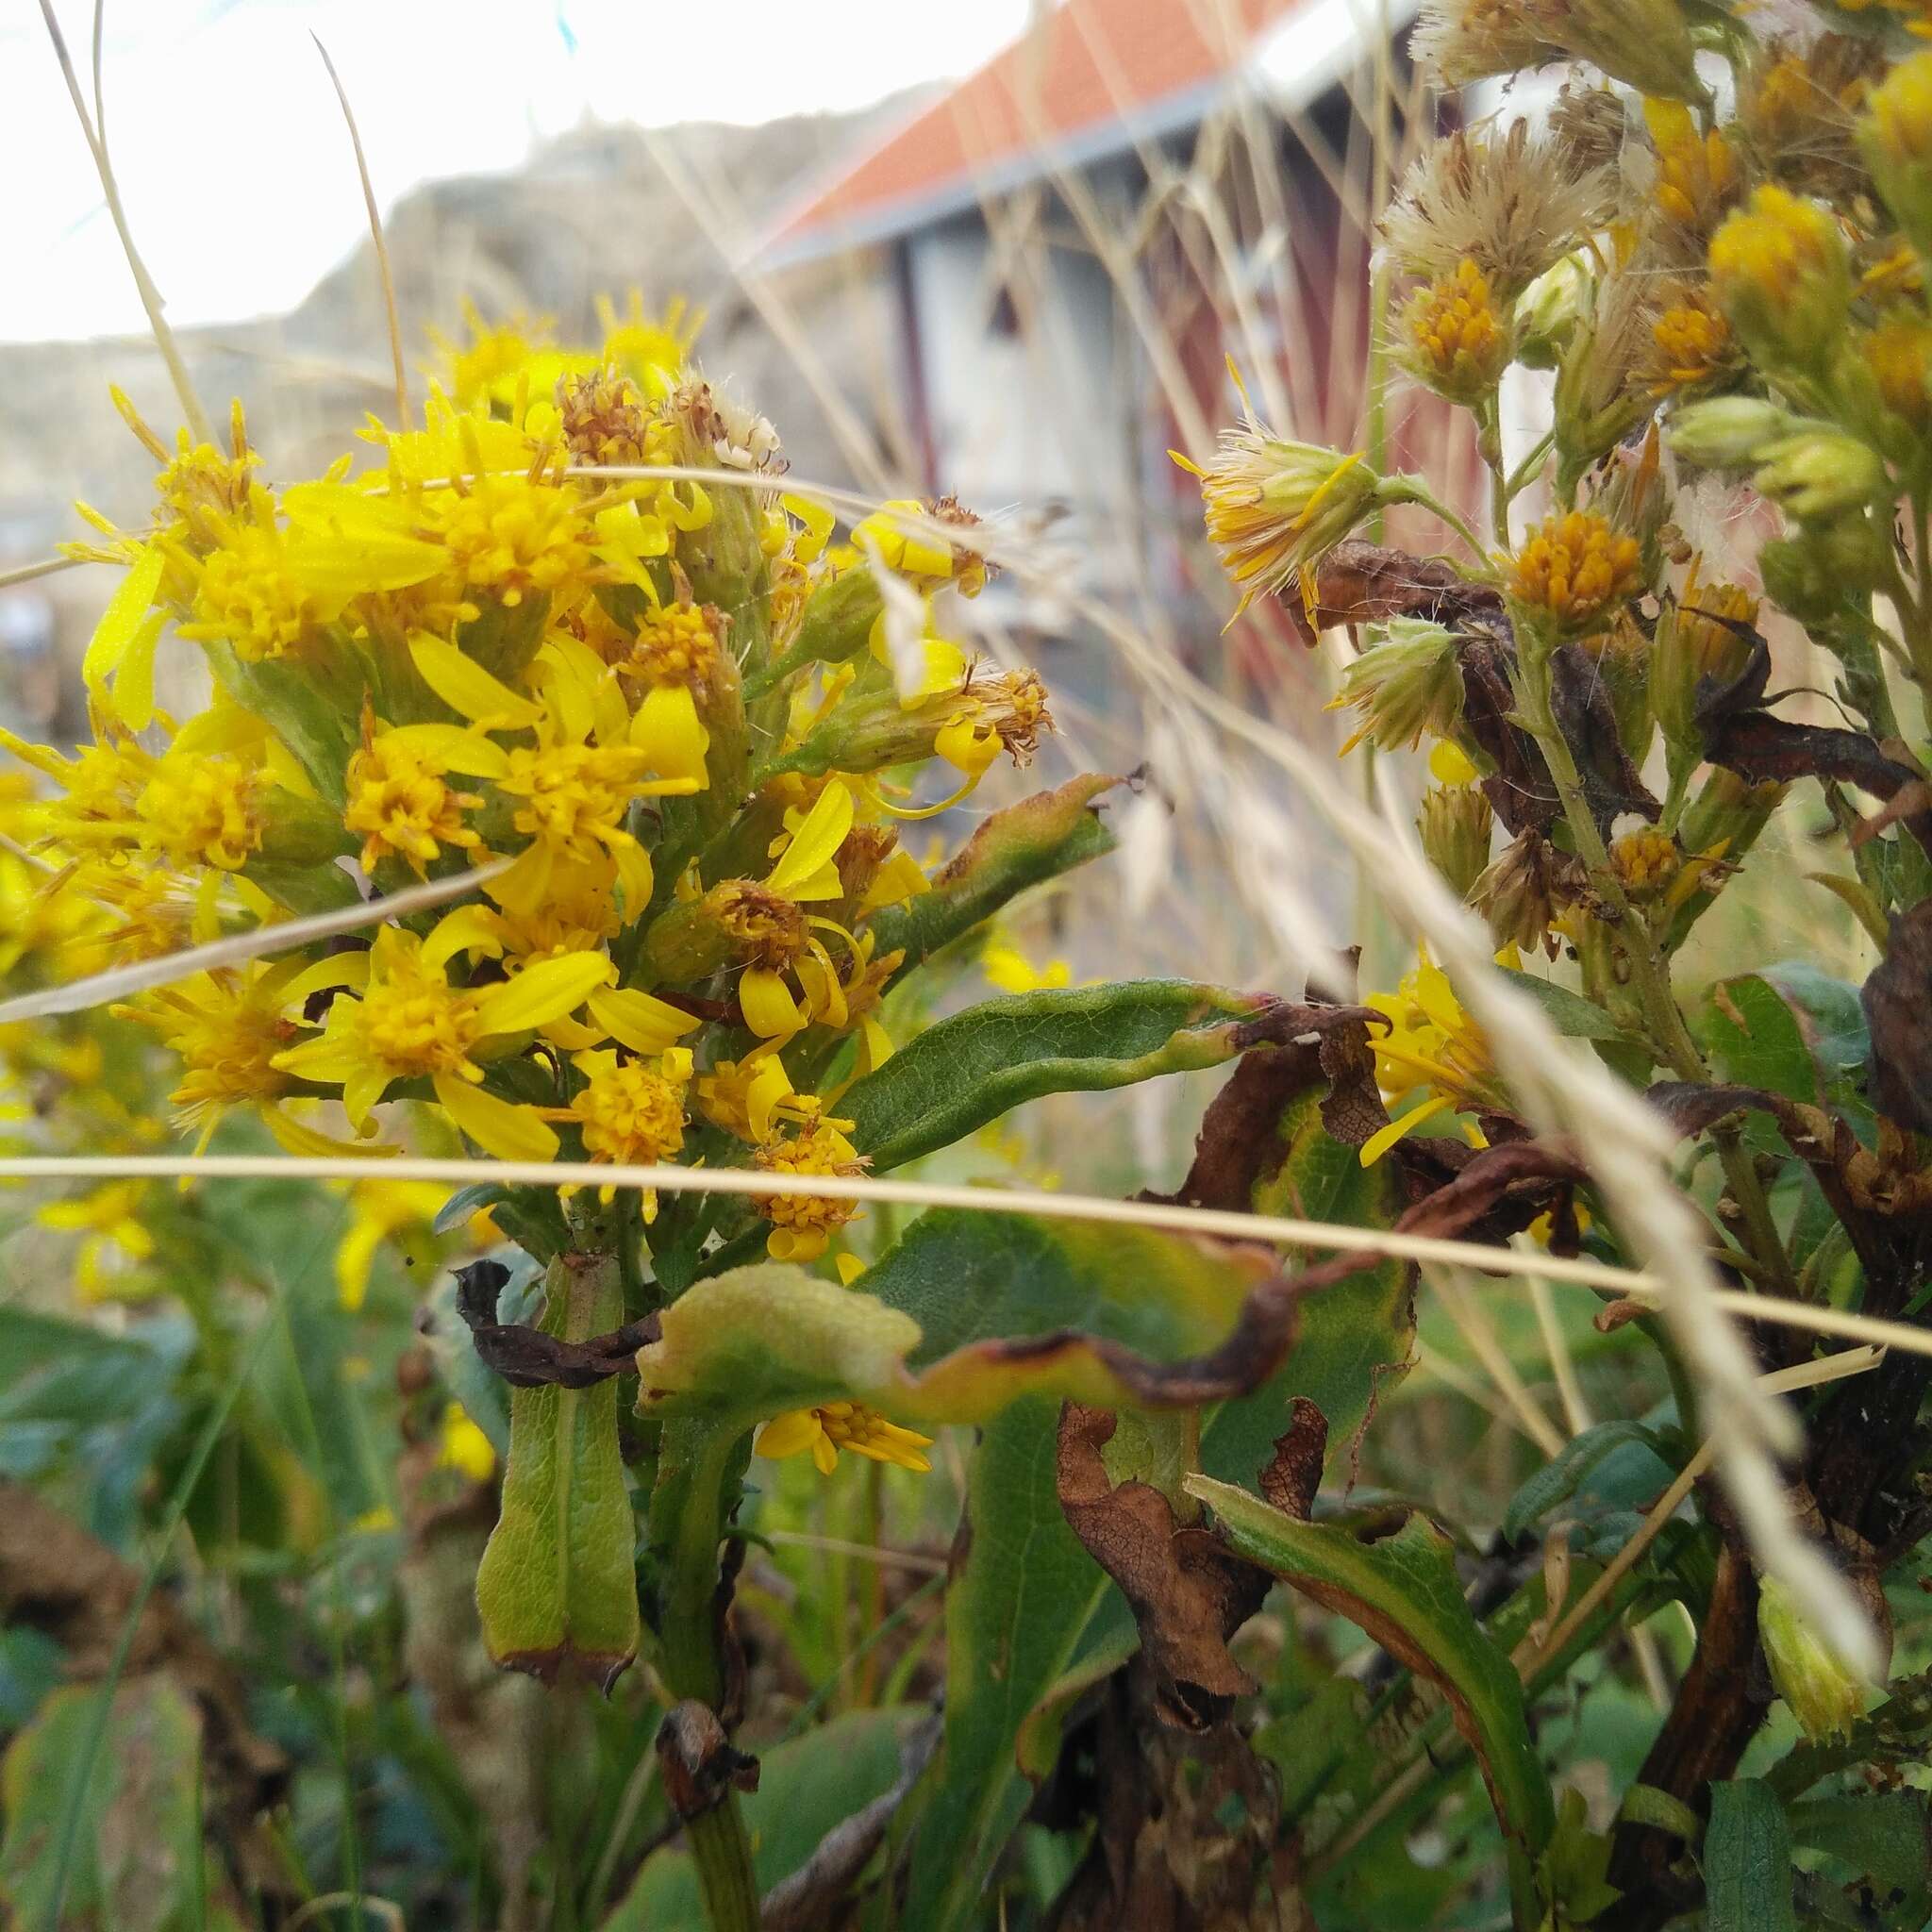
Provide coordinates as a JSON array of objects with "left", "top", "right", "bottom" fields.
[
  {"left": 1512, "top": 644, "right": 1801, "bottom": 1299},
  {"left": 686, "top": 1802, "right": 761, "bottom": 1932}
]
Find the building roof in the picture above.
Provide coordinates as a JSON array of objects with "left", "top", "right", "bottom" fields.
[{"left": 759, "top": 0, "right": 1309, "bottom": 268}]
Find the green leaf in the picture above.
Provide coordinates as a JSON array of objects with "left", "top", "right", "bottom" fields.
[
  {"left": 1504, "top": 1422, "right": 1676, "bottom": 1542},
  {"left": 0, "top": 1678, "right": 242, "bottom": 1931},
  {"left": 868, "top": 773, "right": 1117, "bottom": 981},
  {"left": 432, "top": 1183, "right": 569, "bottom": 1263},
  {"left": 603, "top": 1707, "right": 922, "bottom": 1928},
  {"left": 1499, "top": 967, "right": 1628, "bottom": 1041},
  {"left": 842, "top": 980, "right": 1268, "bottom": 1171},
  {"left": 633, "top": 1217, "right": 1274, "bottom": 1431},
  {"left": 476, "top": 1251, "right": 641, "bottom": 1683},
  {"left": 1206, "top": 1088, "right": 1414, "bottom": 1487},
  {"left": 1702, "top": 974, "right": 1828, "bottom": 1105},
  {"left": 1786, "top": 1790, "right": 1930, "bottom": 1910},
  {"left": 1183, "top": 1478, "right": 1555, "bottom": 1871},
  {"left": 1704, "top": 1779, "right": 1798, "bottom": 1932},
  {"left": 899, "top": 1401, "right": 1107, "bottom": 1932}
]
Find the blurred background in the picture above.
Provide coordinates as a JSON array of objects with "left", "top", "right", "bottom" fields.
[{"left": 0, "top": 0, "right": 1480, "bottom": 1001}]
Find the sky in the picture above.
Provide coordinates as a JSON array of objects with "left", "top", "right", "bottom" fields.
[{"left": 2, "top": 0, "right": 1035, "bottom": 343}]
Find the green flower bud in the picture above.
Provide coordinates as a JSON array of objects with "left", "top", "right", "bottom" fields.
[
  {"left": 1758, "top": 1575, "right": 1872, "bottom": 1743},
  {"left": 1417, "top": 781, "right": 1494, "bottom": 899},
  {"left": 1666, "top": 396, "right": 1795, "bottom": 469},
  {"left": 1760, "top": 521, "right": 1891, "bottom": 620},
  {"left": 1513, "top": 253, "right": 1589, "bottom": 371},
  {"left": 1332, "top": 619, "right": 1464, "bottom": 753},
  {"left": 1751, "top": 430, "right": 1889, "bottom": 521},
  {"left": 1652, "top": 573, "right": 1757, "bottom": 753},
  {"left": 791, "top": 568, "right": 885, "bottom": 668}
]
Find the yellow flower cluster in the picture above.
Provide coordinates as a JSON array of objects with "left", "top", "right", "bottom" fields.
[
  {"left": 1507, "top": 510, "right": 1643, "bottom": 636},
  {"left": 6, "top": 301, "right": 1050, "bottom": 1471}
]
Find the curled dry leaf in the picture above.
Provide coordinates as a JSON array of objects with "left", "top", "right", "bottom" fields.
[
  {"left": 656, "top": 1699, "right": 760, "bottom": 1822},
  {"left": 1055, "top": 1404, "right": 1271, "bottom": 1730},
  {"left": 1861, "top": 899, "right": 1932, "bottom": 1138},
  {"left": 1286, "top": 539, "right": 1507, "bottom": 647},
  {"left": 455, "top": 1257, "right": 659, "bottom": 1389}
]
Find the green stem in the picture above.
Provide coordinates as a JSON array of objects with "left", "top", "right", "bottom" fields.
[
  {"left": 647, "top": 1422, "right": 760, "bottom": 1931},
  {"left": 1512, "top": 642, "right": 1801, "bottom": 1298},
  {"left": 1397, "top": 478, "right": 1495, "bottom": 568}
]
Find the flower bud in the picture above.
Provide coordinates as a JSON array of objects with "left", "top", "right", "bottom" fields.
[
  {"left": 1675, "top": 765, "right": 1784, "bottom": 869},
  {"left": 1759, "top": 520, "right": 1892, "bottom": 620},
  {"left": 1860, "top": 52, "right": 1932, "bottom": 263},
  {"left": 1666, "top": 396, "right": 1795, "bottom": 468},
  {"left": 1418, "top": 781, "right": 1494, "bottom": 899},
  {"left": 1653, "top": 571, "right": 1757, "bottom": 752},
  {"left": 1751, "top": 430, "right": 1889, "bottom": 521},
  {"left": 1514, "top": 253, "right": 1589, "bottom": 371},
  {"left": 1708, "top": 186, "right": 1851, "bottom": 375},
  {"left": 1758, "top": 1575, "right": 1872, "bottom": 1743},
  {"left": 1333, "top": 620, "right": 1464, "bottom": 752},
  {"left": 791, "top": 568, "right": 885, "bottom": 668},
  {"left": 1473, "top": 832, "right": 1580, "bottom": 953}
]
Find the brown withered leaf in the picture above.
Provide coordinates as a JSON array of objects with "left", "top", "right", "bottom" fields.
[
  {"left": 1165, "top": 1002, "right": 1387, "bottom": 1211},
  {"left": 454, "top": 1258, "right": 658, "bottom": 1388},
  {"left": 1697, "top": 639, "right": 1932, "bottom": 858},
  {"left": 1258, "top": 1398, "right": 1329, "bottom": 1519},
  {"left": 1457, "top": 629, "right": 1562, "bottom": 837},
  {"left": 1394, "top": 1138, "right": 1585, "bottom": 1249},
  {"left": 1863, "top": 899, "right": 1932, "bottom": 1137},
  {"left": 1056, "top": 1406, "right": 1271, "bottom": 1731},
  {"left": 656, "top": 1699, "right": 759, "bottom": 1821},
  {"left": 1286, "top": 539, "right": 1507, "bottom": 647},
  {"left": 1549, "top": 641, "right": 1660, "bottom": 833}
]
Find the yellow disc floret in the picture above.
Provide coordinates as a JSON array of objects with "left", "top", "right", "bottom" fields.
[
  {"left": 753, "top": 1119, "right": 866, "bottom": 1261},
  {"left": 1507, "top": 510, "right": 1642, "bottom": 636},
  {"left": 343, "top": 722, "right": 484, "bottom": 874},
  {"left": 1404, "top": 258, "right": 1509, "bottom": 400},
  {"left": 136, "top": 752, "right": 264, "bottom": 871}
]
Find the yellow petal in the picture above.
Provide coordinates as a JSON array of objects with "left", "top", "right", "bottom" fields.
[
  {"left": 279, "top": 952, "right": 372, "bottom": 1011},
  {"left": 756, "top": 1409, "right": 824, "bottom": 1461},
  {"left": 766, "top": 783, "right": 854, "bottom": 895},
  {"left": 586, "top": 987, "right": 698, "bottom": 1056},
  {"left": 82, "top": 544, "right": 166, "bottom": 693},
  {"left": 433, "top": 1072, "right": 559, "bottom": 1162},
  {"left": 422, "top": 905, "right": 505, "bottom": 971},
  {"left": 108, "top": 611, "right": 167, "bottom": 733},
  {"left": 1357, "top": 1092, "right": 1457, "bottom": 1167},
  {"left": 409, "top": 631, "right": 543, "bottom": 729},
  {"left": 382, "top": 722, "right": 511, "bottom": 780},
  {"left": 472, "top": 951, "right": 612, "bottom": 1036},
  {"left": 630, "top": 682, "right": 710, "bottom": 784},
  {"left": 740, "top": 967, "right": 804, "bottom": 1039}
]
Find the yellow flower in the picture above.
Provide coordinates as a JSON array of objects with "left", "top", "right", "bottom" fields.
[
  {"left": 115, "top": 953, "right": 360, "bottom": 1153},
  {"left": 1360, "top": 947, "right": 1513, "bottom": 1164},
  {"left": 849, "top": 496, "right": 992, "bottom": 596},
  {"left": 408, "top": 629, "right": 698, "bottom": 918},
  {"left": 1863, "top": 308, "right": 1932, "bottom": 428},
  {"left": 437, "top": 1401, "right": 498, "bottom": 1481},
  {"left": 272, "top": 909, "right": 610, "bottom": 1159},
  {"left": 1179, "top": 399, "right": 1383, "bottom": 621},
  {"left": 544, "top": 1045, "right": 691, "bottom": 1214},
  {"left": 610, "top": 596, "right": 724, "bottom": 787},
  {"left": 1649, "top": 287, "right": 1732, "bottom": 391},
  {"left": 333, "top": 1177, "right": 456, "bottom": 1311},
  {"left": 1402, "top": 258, "right": 1510, "bottom": 401},
  {"left": 36, "top": 1180, "right": 156, "bottom": 1301},
  {"left": 136, "top": 747, "right": 266, "bottom": 872},
  {"left": 696, "top": 1042, "right": 814, "bottom": 1143},
  {"left": 1861, "top": 52, "right": 1932, "bottom": 259},
  {"left": 1507, "top": 510, "right": 1641, "bottom": 637},
  {"left": 342, "top": 711, "right": 488, "bottom": 875},
  {"left": 1610, "top": 828, "right": 1679, "bottom": 894},
  {"left": 1708, "top": 185, "right": 1850, "bottom": 372},
  {"left": 756, "top": 1400, "right": 933, "bottom": 1476},
  {"left": 1644, "top": 99, "right": 1737, "bottom": 232},
  {"left": 753, "top": 1118, "right": 867, "bottom": 1261},
  {"left": 981, "top": 932, "right": 1072, "bottom": 993}
]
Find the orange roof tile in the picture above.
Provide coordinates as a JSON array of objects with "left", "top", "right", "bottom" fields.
[{"left": 763, "top": 0, "right": 1307, "bottom": 263}]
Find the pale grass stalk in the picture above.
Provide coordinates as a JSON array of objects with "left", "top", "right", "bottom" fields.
[
  {"left": 0, "top": 858, "right": 509, "bottom": 1025},
  {"left": 1409, "top": 1341, "right": 1534, "bottom": 1441},
  {"left": 1424, "top": 1263, "right": 1566, "bottom": 1457},
  {"left": 0, "top": 556, "right": 83, "bottom": 591},
  {"left": 312, "top": 36, "right": 408, "bottom": 431},
  {"left": 1530, "top": 1270, "right": 1594, "bottom": 1433},
  {"left": 37, "top": 0, "right": 213, "bottom": 446},
  {"left": 0, "top": 1152, "right": 1664, "bottom": 1293},
  {"left": 757, "top": 1531, "right": 946, "bottom": 1577}
]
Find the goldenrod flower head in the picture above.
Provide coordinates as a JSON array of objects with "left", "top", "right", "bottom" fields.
[
  {"left": 1861, "top": 49, "right": 1932, "bottom": 242},
  {"left": 1758, "top": 1575, "right": 1873, "bottom": 1742},
  {"left": 417, "top": 469, "right": 598, "bottom": 608},
  {"left": 1361, "top": 947, "right": 1512, "bottom": 1163},
  {"left": 565, "top": 1046, "right": 691, "bottom": 1168},
  {"left": 1183, "top": 400, "right": 1383, "bottom": 620},
  {"left": 437, "top": 1403, "right": 498, "bottom": 1482},
  {"left": 1507, "top": 510, "right": 1642, "bottom": 637},
  {"left": 332, "top": 1176, "right": 456, "bottom": 1311},
  {"left": 666, "top": 378, "right": 782, "bottom": 473},
  {"left": 1380, "top": 122, "right": 1613, "bottom": 303},
  {"left": 1411, "top": 0, "right": 1704, "bottom": 106},
  {"left": 1331, "top": 619, "right": 1465, "bottom": 754},
  {"left": 1708, "top": 186, "right": 1851, "bottom": 372},
  {"left": 1648, "top": 286, "right": 1733, "bottom": 391},
  {"left": 1864, "top": 308, "right": 1932, "bottom": 428},
  {"left": 1666, "top": 395, "right": 1794, "bottom": 467},
  {"left": 710, "top": 879, "right": 810, "bottom": 969},
  {"left": 619, "top": 599, "right": 724, "bottom": 691},
  {"left": 343, "top": 716, "right": 485, "bottom": 875},
  {"left": 137, "top": 750, "right": 264, "bottom": 872},
  {"left": 1676, "top": 565, "right": 1759, "bottom": 679},
  {"left": 935, "top": 667, "right": 1055, "bottom": 779},
  {"left": 1610, "top": 827, "right": 1680, "bottom": 894},
  {"left": 852, "top": 496, "right": 994, "bottom": 596},
  {"left": 753, "top": 1119, "right": 867, "bottom": 1261},
  {"left": 180, "top": 505, "right": 334, "bottom": 662},
  {"left": 1643, "top": 99, "right": 1738, "bottom": 233},
  {"left": 757, "top": 1399, "right": 933, "bottom": 1476},
  {"left": 595, "top": 288, "right": 701, "bottom": 390},
  {"left": 1400, "top": 258, "right": 1511, "bottom": 401},
  {"left": 36, "top": 1179, "right": 157, "bottom": 1302},
  {"left": 1513, "top": 252, "right": 1591, "bottom": 369}
]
